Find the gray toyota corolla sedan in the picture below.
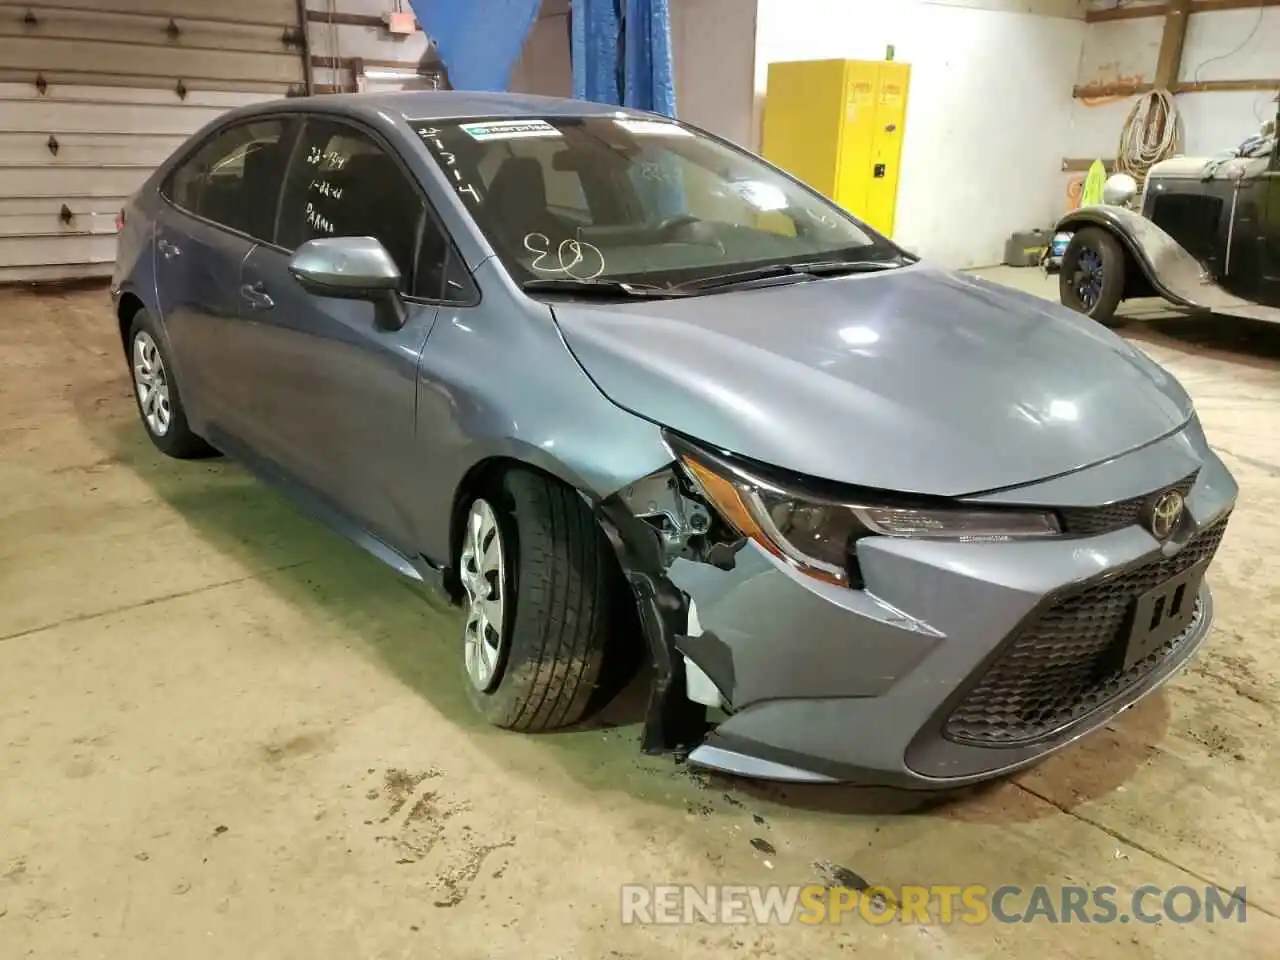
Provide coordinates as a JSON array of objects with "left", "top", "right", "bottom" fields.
[{"left": 111, "top": 91, "right": 1237, "bottom": 788}]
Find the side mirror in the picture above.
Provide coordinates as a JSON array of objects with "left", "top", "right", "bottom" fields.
[{"left": 288, "top": 236, "right": 407, "bottom": 330}]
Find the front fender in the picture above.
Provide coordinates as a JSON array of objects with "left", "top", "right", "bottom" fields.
[{"left": 1054, "top": 205, "right": 1214, "bottom": 310}]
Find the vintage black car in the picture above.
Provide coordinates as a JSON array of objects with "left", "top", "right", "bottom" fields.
[{"left": 1055, "top": 108, "right": 1279, "bottom": 327}]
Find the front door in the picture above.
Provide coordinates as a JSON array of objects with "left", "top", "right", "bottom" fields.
[
  {"left": 151, "top": 116, "right": 294, "bottom": 442},
  {"left": 234, "top": 117, "right": 449, "bottom": 555}
]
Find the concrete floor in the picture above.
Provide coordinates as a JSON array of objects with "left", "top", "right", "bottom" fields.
[{"left": 1, "top": 270, "right": 1277, "bottom": 958}]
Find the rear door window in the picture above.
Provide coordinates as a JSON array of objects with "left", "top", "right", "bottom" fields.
[{"left": 164, "top": 118, "right": 291, "bottom": 242}]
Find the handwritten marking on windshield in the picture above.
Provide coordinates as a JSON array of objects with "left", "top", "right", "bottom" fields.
[
  {"left": 523, "top": 233, "right": 606, "bottom": 280},
  {"left": 418, "top": 126, "right": 483, "bottom": 205}
]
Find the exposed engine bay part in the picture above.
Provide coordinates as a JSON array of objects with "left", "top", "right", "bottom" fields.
[
  {"left": 618, "top": 469, "right": 712, "bottom": 560},
  {"left": 618, "top": 465, "right": 745, "bottom": 570},
  {"left": 592, "top": 465, "right": 746, "bottom": 754},
  {"left": 594, "top": 491, "right": 709, "bottom": 754}
]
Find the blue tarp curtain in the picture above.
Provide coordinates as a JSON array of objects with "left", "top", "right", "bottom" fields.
[
  {"left": 408, "top": 0, "right": 681, "bottom": 213},
  {"left": 570, "top": 0, "right": 676, "bottom": 118},
  {"left": 569, "top": 0, "right": 681, "bottom": 213},
  {"left": 406, "top": 0, "right": 676, "bottom": 113},
  {"left": 406, "top": 0, "right": 541, "bottom": 93}
]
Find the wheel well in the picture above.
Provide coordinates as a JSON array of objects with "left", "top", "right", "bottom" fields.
[
  {"left": 446, "top": 456, "right": 606, "bottom": 591},
  {"left": 448, "top": 457, "right": 520, "bottom": 585},
  {"left": 116, "top": 292, "right": 145, "bottom": 353},
  {"left": 447, "top": 456, "right": 648, "bottom": 696},
  {"left": 1121, "top": 250, "right": 1155, "bottom": 300}
]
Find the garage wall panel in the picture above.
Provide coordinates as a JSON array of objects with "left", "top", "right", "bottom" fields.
[
  {"left": 508, "top": 0, "right": 571, "bottom": 98},
  {"left": 0, "top": 132, "right": 187, "bottom": 166},
  {"left": 0, "top": 1, "right": 306, "bottom": 282},
  {"left": 0, "top": 0, "right": 302, "bottom": 28},
  {"left": 1, "top": 8, "right": 303, "bottom": 55},
  {"left": 755, "top": 0, "right": 1086, "bottom": 269},
  {"left": 671, "top": 0, "right": 756, "bottom": 147},
  {"left": 1070, "top": 5, "right": 1280, "bottom": 163},
  {"left": 0, "top": 38, "right": 302, "bottom": 87}
]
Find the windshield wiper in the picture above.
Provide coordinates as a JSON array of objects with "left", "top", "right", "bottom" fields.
[
  {"left": 520, "top": 277, "right": 691, "bottom": 298},
  {"left": 678, "top": 258, "right": 904, "bottom": 292}
]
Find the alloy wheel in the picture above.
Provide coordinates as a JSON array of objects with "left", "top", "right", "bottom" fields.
[
  {"left": 132, "top": 331, "right": 172, "bottom": 437},
  {"left": 460, "top": 498, "right": 508, "bottom": 692},
  {"left": 1074, "top": 247, "right": 1104, "bottom": 311}
]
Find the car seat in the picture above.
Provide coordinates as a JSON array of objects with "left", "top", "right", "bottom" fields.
[{"left": 484, "top": 156, "right": 568, "bottom": 250}]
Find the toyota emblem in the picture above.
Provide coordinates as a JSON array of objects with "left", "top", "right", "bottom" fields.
[{"left": 1148, "top": 490, "right": 1185, "bottom": 540}]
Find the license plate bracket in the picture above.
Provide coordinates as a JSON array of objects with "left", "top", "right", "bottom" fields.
[{"left": 1120, "top": 559, "right": 1208, "bottom": 671}]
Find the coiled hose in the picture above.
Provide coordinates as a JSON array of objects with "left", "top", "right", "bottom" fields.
[{"left": 1116, "top": 89, "right": 1182, "bottom": 187}]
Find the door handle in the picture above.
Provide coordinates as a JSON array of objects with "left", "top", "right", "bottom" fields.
[
  {"left": 240, "top": 282, "right": 275, "bottom": 310},
  {"left": 158, "top": 239, "right": 181, "bottom": 259}
]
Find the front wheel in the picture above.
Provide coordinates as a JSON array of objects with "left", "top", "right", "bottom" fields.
[
  {"left": 459, "top": 469, "right": 615, "bottom": 731},
  {"left": 1059, "top": 227, "right": 1126, "bottom": 326}
]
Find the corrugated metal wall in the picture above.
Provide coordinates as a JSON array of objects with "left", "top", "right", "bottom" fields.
[{"left": 0, "top": 0, "right": 306, "bottom": 283}]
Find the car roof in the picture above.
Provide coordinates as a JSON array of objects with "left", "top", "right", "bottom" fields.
[{"left": 281, "top": 90, "right": 640, "bottom": 122}]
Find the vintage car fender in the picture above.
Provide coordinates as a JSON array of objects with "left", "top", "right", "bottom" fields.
[
  {"left": 1054, "top": 204, "right": 1275, "bottom": 321},
  {"left": 1053, "top": 204, "right": 1213, "bottom": 309}
]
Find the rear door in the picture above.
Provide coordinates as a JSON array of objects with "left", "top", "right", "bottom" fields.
[
  {"left": 236, "top": 116, "right": 469, "bottom": 554},
  {"left": 153, "top": 116, "right": 294, "bottom": 438}
]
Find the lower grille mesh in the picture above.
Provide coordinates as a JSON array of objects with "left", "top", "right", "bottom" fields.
[{"left": 943, "top": 513, "right": 1230, "bottom": 746}]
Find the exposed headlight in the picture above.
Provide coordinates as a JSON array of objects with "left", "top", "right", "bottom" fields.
[{"left": 670, "top": 437, "right": 1060, "bottom": 587}]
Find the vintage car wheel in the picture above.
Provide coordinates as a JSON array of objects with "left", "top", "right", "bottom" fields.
[
  {"left": 460, "top": 469, "right": 613, "bottom": 731},
  {"left": 1060, "top": 227, "right": 1126, "bottom": 326},
  {"left": 128, "top": 310, "right": 217, "bottom": 459}
]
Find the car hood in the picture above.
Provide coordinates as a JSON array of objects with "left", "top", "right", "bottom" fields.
[{"left": 549, "top": 264, "right": 1193, "bottom": 497}]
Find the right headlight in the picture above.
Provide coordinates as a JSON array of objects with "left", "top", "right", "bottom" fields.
[{"left": 670, "top": 435, "right": 1061, "bottom": 587}]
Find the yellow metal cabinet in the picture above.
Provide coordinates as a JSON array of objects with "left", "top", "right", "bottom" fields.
[{"left": 761, "top": 58, "right": 911, "bottom": 237}]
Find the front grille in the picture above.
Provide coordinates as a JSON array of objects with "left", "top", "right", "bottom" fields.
[
  {"left": 943, "top": 513, "right": 1230, "bottom": 746},
  {"left": 1057, "top": 472, "right": 1198, "bottom": 537}
]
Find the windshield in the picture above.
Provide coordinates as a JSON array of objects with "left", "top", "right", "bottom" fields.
[{"left": 412, "top": 114, "right": 905, "bottom": 290}]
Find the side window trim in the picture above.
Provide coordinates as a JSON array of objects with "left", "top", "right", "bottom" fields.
[
  {"left": 271, "top": 116, "right": 309, "bottom": 249},
  {"left": 158, "top": 114, "right": 299, "bottom": 247},
  {"left": 270, "top": 114, "right": 479, "bottom": 307}
]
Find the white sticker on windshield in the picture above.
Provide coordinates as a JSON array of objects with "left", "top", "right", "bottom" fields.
[
  {"left": 614, "top": 118, "right": 694, "bottom": 137},
  {"left": 459, "top": 119, "right": 561, "bottom": 141}
]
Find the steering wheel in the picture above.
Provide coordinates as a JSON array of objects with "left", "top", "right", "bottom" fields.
[
  {"left": 655, "top": 213, "right": 701, "bottom": 235},
  {"left": 653, "top": 213, "right": 726, "bottom": 254}
]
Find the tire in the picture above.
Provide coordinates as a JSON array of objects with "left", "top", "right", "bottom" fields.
[
  {"left": 127, "top": 310, "right": 217, "bottom": 459},
  {"left": 1059, "top": 227, "right": 1126, "bottom": 327},
  {"left": 459, "top": 469, "right": 615, "bottom": 732}
]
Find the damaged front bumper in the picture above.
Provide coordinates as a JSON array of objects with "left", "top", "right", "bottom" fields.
[{"left": 600, "top": 422, "right": 1237, "bottom": 788}]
